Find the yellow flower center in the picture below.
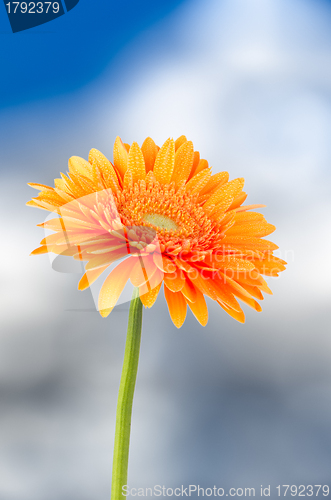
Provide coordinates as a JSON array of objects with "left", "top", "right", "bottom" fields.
[{"left": 142, "top": 213, "right": 179, "bottom": 232}]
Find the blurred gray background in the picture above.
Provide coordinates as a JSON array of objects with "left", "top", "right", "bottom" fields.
[{"left": 1, "top": 0, "right": 331, "bottom": 498}]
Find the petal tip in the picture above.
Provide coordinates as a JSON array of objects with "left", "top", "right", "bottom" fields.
[{"left": 99, "top": 307, "right": 112, "bottom": 318}]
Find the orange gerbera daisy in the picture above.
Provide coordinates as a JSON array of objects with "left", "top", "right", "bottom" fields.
[{"left": 28, "top": 135, "right": 286, "bottom": 327}]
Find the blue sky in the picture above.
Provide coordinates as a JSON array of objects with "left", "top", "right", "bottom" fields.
[{"left": 0, "top": 0, "right": 188, "bottom": 107}]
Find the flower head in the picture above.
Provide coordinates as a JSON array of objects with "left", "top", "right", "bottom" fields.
[{"left": 28, "top": 135, "right": 286, "bottom": 327}]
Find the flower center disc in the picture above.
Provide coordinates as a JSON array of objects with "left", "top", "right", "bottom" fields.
[{"left": 142, "top": 213, "right": 179, "bottom": 232}]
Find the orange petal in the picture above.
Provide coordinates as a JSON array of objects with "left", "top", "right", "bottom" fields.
[
  {"left": 38, "top": 189, "right": 72, "bottom": 204},
  {"left": 188, "top": 151, "right": 200, "bottom": 179},
  {"left": 38, "top": 218, "right": 65, "bottom": 231},
  {"left": 191, "top": 271, "right": 242, "bottom": 311},
  {"left": 40, "top": 233, "right": 63, "bottom": 247},
  {"left": 113, "top": 136, "right": 128, "bottom": 178},
  {"left": 255, "top": 275, "right": 273, "bottom": 294},
  {"left": 252, "top": 256, "right": 286, "bottom": 276},
  {"left": 184, "top": 168, "right": 211, "bottom": 195},
  {"left": 129, "top": 255, "right": 156, "bottom": 287},
  {"left": 227, "top": 192, "right": 247, "bottom": 211},
  {"left": 78, "top": 265, "right": 109, "bottom": 290},
  {"left": 26, "top": 199, "right": 46, "bottom": 209},
  {"left": 239, "top": 284, "right": 264, "bottom": 301},
  {"left": 175, "top": 259, "right": 199, "bottom": 279},
  {"left": 54, "top": 178, "right": 67, "bottom": 191},
  {"left": 68, "top": 156, "right": 93, "bottom": 180},
  {"left": 225, "top": 221, "right": 276, "bottom": 238},
  {"left": 98, "top": 257, "right": 136, "bottom": 317},
  {"left": 171, "top": 141, "right": 194, "bottom": 185},
  {"left": 53, "top": 188, "right": 74, "bottom": 203},
  {"left": 49, "top": 244, "right": 81, "bottom": 257},
  {"left": 28, "top": 182, "right": 54, "bottom": 193},
  {"left": 152, "top": 252, "right": 165, "bottom": 272},
  {"left": 140, "top": 281, "right": 162, "bottom": 308},
  {"left": 217, "top": 300, "right": 245, "bottom": 323},
  {"left": 61, "top": 172, "right": 87, "bottom": 198},
  {"left": 233, "top": 204, "right": 266, "bottom": 213},
  {"left": 88, "top": 149, "right": 120, "bottom": 191},
  {"left": 233, "top": 290, "right": 262, "bottom": 312},
  {"left": 233, "top": 212, "right": 265, "bottom": 224},
  {"left": 222, "top": 236, "right": 279, "bottom": 253},
  {"left": 193, "top": 159, "right": 209, "bottom": 177},
  {"left": 141, "top": 137, "right": 158, "bottom": 172},
  {"left": 185, "top": 288, "right": 208, "bottom": 326},
  {"left": 161, "top": 256, "right": 177, "bottom": 273},
  {"left": 56, "top": 232, "right": 109, "bottom": 248},
  {"left": 164, "top": 269, "right": 186, "bottom": 292},
  {"left": 175, "top": 135, "right": 187, "bottom": 151},
  {"left": 198, "top": 172, "right": 229, "bottom": 197},
  {"left": 153, "top": 138, "right": 175, "bottom": 184},
  {"left": 218, "top": 272, "right": 257, "bottom": 300},
  {"left": 92, "top": 161, "right": 107, "bottom": 190},
  {"left": 222, "top": 269, "right": 263, "bottom": 286},
  {"left": 39, "top": 190, "right": 69, "bottom": 204},
  {"left": 202, "top": 255, "right": 255, "bottom": 272},
  {"left": 28, "top": 198, "right": 61, "bottom": 211},
  {"left": 209, "top": 278, "right": 242, "bottom": 311},
  {"left": 30, "top": 245, "right": 48, "bottom": 255},
  {"left": 68, "top": 173, "right": 95, "bottom": 196},
  {"left": 204, "top": 178, "right": 245, "bottom": 214},
  {"left": 85, "top": 248, "right": 128, "bottom": 270},
  {"left": 164, "top": 287, "right": 187, "bottom": 328},
  {"left": 181, "top": 277, "right": 198, "bottom": 302},
  {"left": 187, "top": 269, "right": 217, "bottom": 298},
  {"left": 139, "top": 268, "right": 163, "bottom": 296},
  {"left": 219, "top": 268, "right": 265, "bottom": 309},
  {"left": 124, "top": 142, "right": 146, "bottom": 187}
]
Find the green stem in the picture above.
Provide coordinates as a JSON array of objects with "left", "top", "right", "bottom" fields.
[{"left": 111, "top": 287, "right": 143, "bottom": 500}]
